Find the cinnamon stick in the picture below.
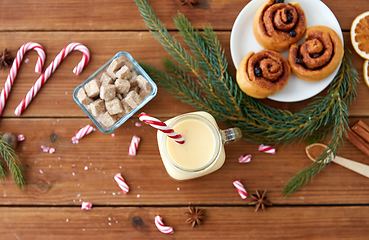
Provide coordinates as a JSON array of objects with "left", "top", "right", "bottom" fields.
[
  {"left": 351, "top": 120, "right": 369, "bottom": 143},
  {"left": 346, "top": 127, "right": 369, "bottom": 158}
]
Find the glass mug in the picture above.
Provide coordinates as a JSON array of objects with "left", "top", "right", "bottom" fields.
[{"left": 157, "top": 111, "right": 242, "bottom": 180}]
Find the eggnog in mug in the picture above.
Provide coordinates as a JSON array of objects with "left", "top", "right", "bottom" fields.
[{"left": 157, "top": 111, "right": 242, "bottom": 180}]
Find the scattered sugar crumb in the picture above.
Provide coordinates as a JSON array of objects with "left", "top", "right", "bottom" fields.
[
  {"left": 177, "top": 188, "right": 180, "bottom": 191},
  {"left": 24, "top": 58, "right": 29, "bottom": 63},
  {"left": 135, "top": 122, "right": 141, "bottom": 127},
  {"left": 108, "top": 217, "right": 111, "bottom": 221},
  {"left": 39, "top": 169, "right": 43, "bottom": 174},
  {"left": 77, "top": 194, "right": 81, "bottom": 197},
  {"left": 112, "top": 193, "right": 116, "bottom": 195},
  {"left": 66, "top": 219, "right": 69, "bottom": 222},
  {"left": 49, "top": 165, "right": 51, "bottom": 168},
  {"left": 58, "top": 156, "right": 61, "bottom": 160},
  {"left": 137, "top": 194, "right": 140, "bottom": 198},
  {"left": 49, "top": 148, "right": 55, "bottom": 154},
  {"left": 84, "top": 166, "right": 88, "bottom": 170},
  {"left": 137, "top": 186, "right": 140, "bottom": 189},
  {"left": 71, "top": 164, "right": 76, "bottom": 168},
  {"left": 56, "top": 101, "right": 59, "bottom": 104},
  {"left": 111, "top": 133, "right": 115, "bottom": 137},
  {"left": 72, "top": 172, "right": 75, "bottom": 176},
  {"left": 108, "top": 223, "right": 112, "bottom": 226},
  {"left": 82, "top": 229, "right": 85, "bottom": 231},
  {"left": 65, "top": 92, "right": 68, "bottom": 95}
]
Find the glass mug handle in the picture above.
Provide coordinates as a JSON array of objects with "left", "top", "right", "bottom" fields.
[{"left": 220, "top": 127, "right": 242, "bottom": 144}]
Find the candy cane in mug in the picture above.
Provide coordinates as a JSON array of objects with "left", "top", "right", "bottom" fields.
[
  {"left": 233, "top": 180, "right": 248, "bottom": 199},
  {"left": 14, "top": 42, "right": 90, "bottom": 116},
  {"left": 0, "top": 42, "right": 46, "bottom": 116},
  {"left": 138, "top": 112, "right": 185, "bottom": 144},
  {"left": 154, "top": 215, "right": 174, "bottom": 234}
]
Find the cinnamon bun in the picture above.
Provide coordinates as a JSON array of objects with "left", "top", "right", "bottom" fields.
[
  {"left": 288, "top": 25, "right": 344, "bottom": 82},
  {"left": 253, "top": 0, "right": 307, "bottom": 51},
  {"left": 236, "top": 50, "right": 291, "bottom": 99}
]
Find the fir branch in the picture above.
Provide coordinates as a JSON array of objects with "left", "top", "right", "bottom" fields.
[
  {"left": 0, "top": 134, "right": 26, "bottom": 188},
  {"left": 133, "top": 0, "right": 358, "bottom": 196}
]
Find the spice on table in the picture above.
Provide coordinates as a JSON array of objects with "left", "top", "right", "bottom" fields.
[
  {"left": 0, "top": 49, "right": 13, "bottom": 69},
  {"left": 249, "top": 190, "right": 272, "bottom": 212},
  {"left": 180, "top": 0, "right": 199, "bottom": 7},
  {"left": 346, "top": 120, "right": 369, "bottom": 157},
  {"left": 185, "top": 204, "right": 204, "bottom": 228}
]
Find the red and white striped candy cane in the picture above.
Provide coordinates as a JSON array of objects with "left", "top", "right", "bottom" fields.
[
  {"left": 128, "top": 135, "right": 140, "bottom": 156},
  {"left": 81, "top": 202, "right": 92, "bottom": 210},
  {"left": 258, "top": 144, "right": 276, "bottom": 154},
  {"left": 14, "top": 42, "right": 90, "bottom": 116},
  {"left": 114, "top": 173, "right": 129, "bottom": 194},
  {"left": 238, "top": 154, "right": 252, "bottom": 163},
  {"left": 233, "top": 180, "right": 248, "bottom": 199},
  {"left": 154, "top": 215, "right": 174, "bottom": 234},
  {"left": 0, "top": 42, "right": 45, "bottom": 116},
  {"left": 138, "top": 112, "right": 185, "bottom": 144},
  {"left": 71, "top": 124, "right": 95, "bottom": 143}
]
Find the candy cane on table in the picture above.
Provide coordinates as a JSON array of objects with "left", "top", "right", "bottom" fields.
[
  {"left": 114, "top": 173, "right": 129, "bottom": 194},
  {"left": 14, "top": 42, "right": 90, "bottom": 116},
  {"left": 71, "top": 124, "right": 95, "bottom": 144},
  {"left": 138, "top": 112, "right": 185, "bottom": 144},
  {"left": 154, "top": 215, "right": 174, "bottom": 234},
  {"left": 238, "top": 154, "right": 252, "bottom": 163},
  {"left": 233, "top": 180, "right": 248, "bottom": 199},
  {"left": 128, "top": 135, "right": 140, "bottom": 156},
  {"left": 0, "top": 42, "right": 45, "bottom": 116},
  {"left": 258, "top": 144, "right": 276, "bottom": 154}
]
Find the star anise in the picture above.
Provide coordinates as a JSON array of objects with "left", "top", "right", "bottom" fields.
[
  {"left": 185, "top": 204, "right": 204, "bottom": 228},
  {"left": 180, "top": 0, "right": 200, "bottom": 7},
  {"left": 249, "top": 190, "right": 272, "bottom": 212},
  {"left": 0, "top": 49, "right": 13, "bottom": 70}
]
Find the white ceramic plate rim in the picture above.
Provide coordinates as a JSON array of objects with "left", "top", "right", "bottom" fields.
[{"left": 230, "top": 0, "right": 344, "bottom": 102}]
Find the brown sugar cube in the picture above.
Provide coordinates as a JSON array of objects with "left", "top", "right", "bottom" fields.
[
  {"left": 106, "top": 69, "right": 117, "bottom": 80},
  {"left": 90, "top": 99, "right": 106, "bottom": 116},
  {"left": 116, "top": 65, "right": 132, "bottom": 80},
  {"left": 121, "top": 99, "right": 133, "bottom": 114},
  {"left": 99, "top": 111, "right": 116, "bottom": 128},
  {"left": 84, "top": 79, "right": 101, "bottom": 98},
  {"left": 77, "top": 88, "right": 93, "bottom": 105},
  {"left": 129, "top": 73, "right": 138, "bottom": 87},
  {"left": 108, "top": 56, "right": 126, "bottom": 73},
  {"left": 115, "top": 79, "right": 130, "bottom": 95},
  {"left": 100, "top": 84, "right": 116, "bottom": 101},
  {"left": 101, "top": 72, "right": 114, "bottom": 85},
  {"left": 139, "top": 89, "right": 151, "bottom": 101},
  {"left": 124, "top": 91, "right": 141, "bottom": 109},
  {"left": 130, "top": 85, "right": 140, "bottom": 94},
  {"left": 136, "top": 75, "right": 152, "bottom": 91},
  {"left": 105, "top": 97, "right": 124, "bottom": 115}
]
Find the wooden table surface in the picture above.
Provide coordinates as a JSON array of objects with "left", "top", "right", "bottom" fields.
[{"left": 0, "top": 0, "right": 368, "bottom": 239}]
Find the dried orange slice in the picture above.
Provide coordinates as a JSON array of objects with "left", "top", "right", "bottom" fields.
[
  {"left": 351, "top": 11, "right": 369, "bottom": 60},
  {"left": 364, "top": 60, "right": 369, "bottom": 88}
]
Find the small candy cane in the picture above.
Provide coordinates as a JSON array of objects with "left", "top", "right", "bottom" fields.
[
  {"left": 238, "top": 154, "right": 252, "bottom": 163},
  {"left": 14, "top": 42, "right": 90, "bottom": 116},
  {"left": 233, "top": 180, "right": 248, "bottom": 199},
  {"left": 114, "top": 173, "right": 129, "bottom": 194},
  {"left": 128, "top": 135, "right": 140, "bottom": 156},
  {"left": 138, "top": 112, "right": 185, "bottom": 144},
  {"left": 258, "top": 144, "right": 276, "bottom": 154},
  {"left": 71, "top": 124, "right": 95, "bottom": 144},
  {"left": 0, "top": 42, "right": 45, "bottom": 116},
  {"left": 81, "top": 202, "right": 92, "bottom": 210},
  {"left": 154, "top": 215, "right": 174, "bottom": 234},
  {"left": 18, "top": 134, "right": 25, "bottom": 142}
]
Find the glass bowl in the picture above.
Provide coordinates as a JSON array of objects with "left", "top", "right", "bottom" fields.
[{"left": 73, "top": 52, "right": 157, "bottom": 133}]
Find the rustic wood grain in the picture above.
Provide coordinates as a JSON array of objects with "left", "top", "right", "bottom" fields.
[
  {"left": 0, "top": 32, "right": 366, "bottom": 118},
  {"left": 1, "top": 206, "right": 368, "bottom": 240},
  {"left": 0, "top": 0, "right": 365, "bottom": 31},
  {"left": 1, "top": 117, "right": 369, "bottom": 205}
]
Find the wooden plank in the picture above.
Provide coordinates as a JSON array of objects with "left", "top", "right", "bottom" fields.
[
  {"left": 0, "top": 0, "right": 364, "bottom": 31},
  {"left": 0, "top": 206, "right": 368, "bottom": 239},
  {"left": 1, "top": 117, "right": 369, "bottom": 205},
  {"left": 0, "top": 32, "right": 367, "bottom": 118}
]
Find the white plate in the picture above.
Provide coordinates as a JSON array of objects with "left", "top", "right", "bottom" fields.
[{"left": 230, "top": 0, "right": 343, "bottom": 102}]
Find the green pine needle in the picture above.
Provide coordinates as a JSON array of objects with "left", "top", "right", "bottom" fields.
[
  {"left": 0, "top": 134, "right": 26, "bottom": 188},
  {"left": 133, "top": 0, "right": 359, "bottom": 196}
]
